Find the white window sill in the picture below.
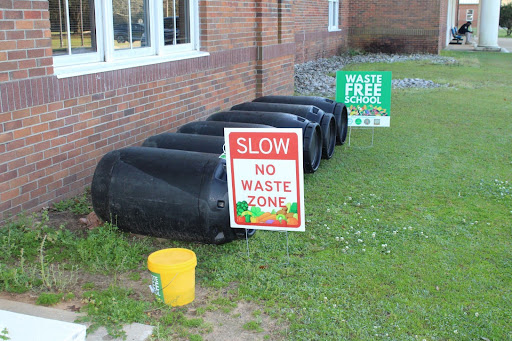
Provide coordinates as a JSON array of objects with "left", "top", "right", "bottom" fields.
[
  {"left": 54, "top": 50, "right": 210, "bottom": 79},
  {"left": 328, "top": 27, "right": 342, "bottom": 32}
]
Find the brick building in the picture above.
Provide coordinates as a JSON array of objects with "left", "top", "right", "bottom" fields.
[
  {"left": 1, "top": 0, "right": 453, "bottom": 219},
  {"left": 458, "top": 0, "right": 479, "bottom": 29}
]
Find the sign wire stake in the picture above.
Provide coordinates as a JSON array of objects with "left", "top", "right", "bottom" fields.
[
  {"left": 348, "top": 126, "right": 375, "bottom": 148},
  {"left": 245, "top": 228, "right": 250, "bottom": 259},
  {"left": 278, "top": 230, "right": 290, "bottom": 265},
  {"left": 285, "top": 231, "right": 290, "bottom": 265}
]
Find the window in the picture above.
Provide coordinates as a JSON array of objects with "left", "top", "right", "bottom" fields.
[
  {"left": 466, "top": 9, "right": 474, "bottom": 22},
  {"left": 49, "top": 0, "right": 200, "bottom": 72},
  {"left": 49, "top": 0, "right": 103, "bottom": 64},
  {"left": 328, "top": 0, "right": 339, "bottom": 31}
]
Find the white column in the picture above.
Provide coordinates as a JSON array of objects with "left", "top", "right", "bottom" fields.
[{"left": 477, "top": 0, "right": 501, "bottom": 50}]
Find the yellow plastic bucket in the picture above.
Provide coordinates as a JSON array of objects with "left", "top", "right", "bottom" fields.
[{"left": 147, "top": 248, "right": 197, "bottom": 306}]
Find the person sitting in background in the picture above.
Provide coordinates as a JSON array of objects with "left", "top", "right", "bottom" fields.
[{"left": 458, "top": 21, "right": 473, "bottom": 44}]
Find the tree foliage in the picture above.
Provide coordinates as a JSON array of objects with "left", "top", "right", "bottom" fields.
[{"left": 500, "top": 3, "right": 512, "bottom": 36}]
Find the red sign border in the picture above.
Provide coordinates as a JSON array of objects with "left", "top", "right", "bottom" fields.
[{"left": 225, "top": 128, "right": 305, "bottom": 232}]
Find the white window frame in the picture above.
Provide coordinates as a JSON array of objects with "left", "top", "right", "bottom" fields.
[
  {"left": 328, "top": 0, "right": 340, "bottom": 32},
  {"left": 52, "top": 0, "right": 104, "bottom": 66},
  {"left": 466, "top": 9, "right": 474, "bottom": 22},
  {"left": 107, "top": 0, "right": 156, "bottom": 60},
  {"left": 53, "top": 0, "right": 206, "bottom": 77}
]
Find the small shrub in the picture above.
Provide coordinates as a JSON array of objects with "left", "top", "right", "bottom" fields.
[
  {"left": 243, "top": 320, "right": 264, "bottom": 332},
  {"left": 79, "top": 286, "right": 151, "bottom": 338},
  {"left": 347, "top": 48, "right": 365, "bottom": 56},
  {"left": 74, "top": 222, "right": 150, "bottom": 274},
  {"left": 52, "top": 191, "right": 92, "bottom": 215},
  {"left": 0, "top": 263, "right": 41, "bottom": 293},
  {"left": 82, "top": 282, "right": 95, "bottom": 290},
  {"left": 36, "top": 292, "right": 64, "bottom": 306},
  {"left": 128, "top": 272, "right": 141, "bottom": 281},
  {"left": 188, "top": 334, "right": 203, "bottom": 341},
  {"left": 0, "top": 211, "right": 76, "bottom": 264},
  {"left": 0, "top": 328, "right": 10, "bottom": 341}
]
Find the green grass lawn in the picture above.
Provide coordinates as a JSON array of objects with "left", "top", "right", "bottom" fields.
[
  {"left": 499, "top": 27, "right": 511, "bottom": 38},
  {"left": 194, "top": 51, "right": 512, "bottom": 340},
  {"left": 1, "top": 51, "right": 511, "bottom": 340}
]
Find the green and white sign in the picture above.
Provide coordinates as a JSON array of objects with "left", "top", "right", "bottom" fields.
[
  {"left": 336, "top": 71, "right": 392, "bottom": 127},
  {"left": 150, "top": 271, "right": 164, "bottom": 301}
]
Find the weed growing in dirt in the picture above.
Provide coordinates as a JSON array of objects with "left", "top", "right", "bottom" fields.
[
  {"left": 0, "top": 210, "right": 75, "bottom": 263},
  {"left": 128, "top": 272, "right": 141, "bottom": 281},
  {"left": 74, "top": 222, "right": 151, "bottom": 274},
  {"left": 0, "top": 328, "right": 9, "bottom": 341},
  {"left": 0, "top": 211, "right": 77, "bottom": 293},
  {"left": 52, "top": 191, "right": 92, "bottom": 215},
  {"left": 82, "top": 282, "right": 95, "bottom": 290},
  {"left": 36, "top": 292, "right": 75, "bottom": 306},
  {"left": 243, "top": 320, "right": 264, "bottom": 332},
  {"left": 151, "top": 309, "right": 211, "bottom": 341},
  {"left": 78, "top": 286, "right": 152, "bottom": 338},
  {"left": 78, "top": 286, "right": 213, "bottom": 340},
  {"left": 0, "top": 212, "right": 151, "bottom": 295},
  {"left": 36, "top": 292, "right": 63, "bottom": 306},
  {"left": 0, "top": 262, "right": 40, "bottom": 293}
]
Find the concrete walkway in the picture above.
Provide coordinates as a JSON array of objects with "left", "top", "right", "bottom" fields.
[
  {"left": 444, "top": 36, "right": 512, "bottom": 52},
  {"left": 0, "top": 298, "right": 154, "bottom": 341}
]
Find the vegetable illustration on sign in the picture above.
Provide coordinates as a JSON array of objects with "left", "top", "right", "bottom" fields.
[
  {"left": 224, "top": 128, "right": 305, "bottom": 232},
  {"left": 235, "top": 200, "right": 299, "bottom": 227}
]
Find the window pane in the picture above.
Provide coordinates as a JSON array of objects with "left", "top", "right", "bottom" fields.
[
  {"left": 332, "top": 2, "right": 336, "bottom": 27},
  {"left": 162, "top": 0, "right": 176, "bottom": 46},
  {"left": 113, "top": 0, "right": 149, "bottom": 50},
  {"left": 177, "top": 0, "right": 190, "bottom": 44},
  {"left": 131, "top": 0, "right": 150, "bottom": 47},
  {"left": 49, "top": 0, "right": 97, "bottom": 56},
  {"left": 162, "top": 0, "right": 190, "bottom": 46},
  {"left": 466, "top": 9, "right": 474, "bottom": 22}
]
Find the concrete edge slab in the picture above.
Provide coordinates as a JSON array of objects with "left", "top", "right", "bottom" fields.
[
  {"left": 0, "top": 309, "right": 86, "bottom": 341},
  {"left": 0, "top": 299, "right": 153, "bottom": 341}
]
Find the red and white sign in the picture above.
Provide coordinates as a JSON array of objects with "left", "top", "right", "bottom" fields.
[{"left": 225, "top": 128, "right": 305, "bottom": 232}]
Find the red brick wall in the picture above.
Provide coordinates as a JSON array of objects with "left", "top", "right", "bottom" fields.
[
  {"left": 0, "top": 0, "right": 295, "bottom": 219},
  {"left": 200, "top": 1, "right": 258, "bottom": 51},
  {"left": 0, "top": 0, "right": 452, "bottom": 219},
  {"left": 439, "top": 0, "right": 449, "bottom": 51},
  {"left": 293, "top": 0, "right": 347, "bottom": 63},
  {"left": 0, "top": 56, "right": 262, "bottom": 218},
  {"left": 255, "top": 0, "right": 295, "bottom": 96},
  {"left": 0, "top": 0, "right": 53, "bottom": 82},
  {"left": 346, "top": 0, "right": 444, "bottom": 54},
  {"left": 458, "top": 4, "right": 478, "bottom": 29}
]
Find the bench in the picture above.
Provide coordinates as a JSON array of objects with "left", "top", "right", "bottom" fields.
[{"left": 450, "top": 27, "right": 463, "bottom": 44}]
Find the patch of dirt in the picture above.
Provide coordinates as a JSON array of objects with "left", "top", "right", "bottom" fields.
[
  {"left": 201, "top": 301, "right": 283, "bottom": 341},
  {"left": 1, "top": 207, "right": 287, "bottom": 340},
  {"left": 187, "top": 285, "right": 286, "bottom": 341}
]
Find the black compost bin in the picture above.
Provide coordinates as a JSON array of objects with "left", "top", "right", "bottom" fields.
[
  {"left": 231, "top": 102, "right": 336, "bottom": 159},
  {"left": 142, "top": 133, "right": 226, "bottom": 155},
  {"left": 207, "top": 110, "right": 322, "bottom": 173},
  {"left": 253, "top": 96, "right": 348, "bottom": 145},
  {"left": 91, "top": 146, "right": 254, "bottom": 244},
  {"left": 177, "top": 120, "right": 272, "bottom": 137}
]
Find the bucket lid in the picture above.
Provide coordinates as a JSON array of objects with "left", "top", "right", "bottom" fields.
[{"left": 148, "top": 248, "right": 197, "bottom": 271}]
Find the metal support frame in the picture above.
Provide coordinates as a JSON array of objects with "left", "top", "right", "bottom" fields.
[{"left": 348, "top": 126, "right": 375, "bottom": 148}]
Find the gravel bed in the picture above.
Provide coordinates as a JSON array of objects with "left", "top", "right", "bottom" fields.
[{"left": 295, "top": 53, "right": 457, "bottom": 97}]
